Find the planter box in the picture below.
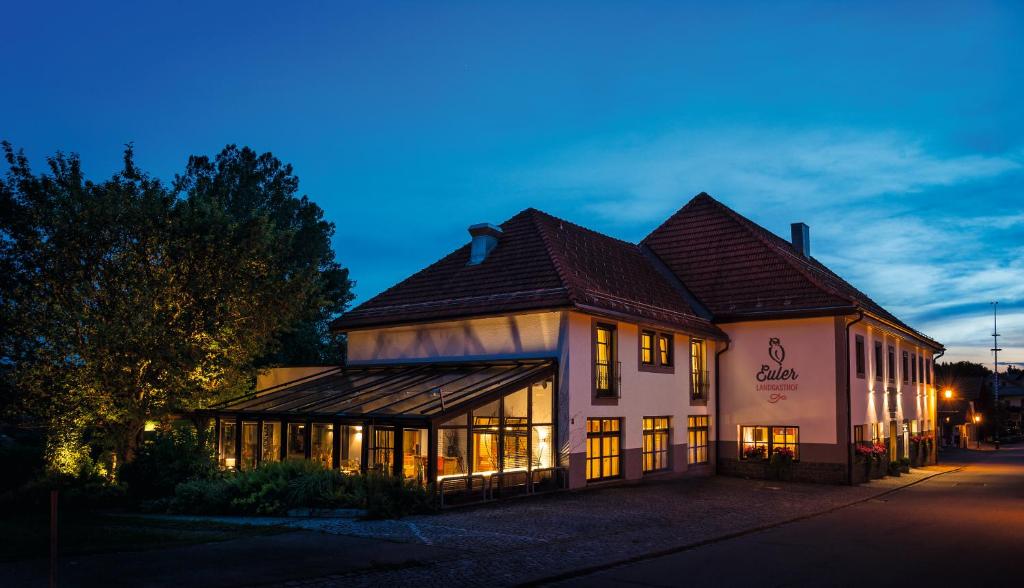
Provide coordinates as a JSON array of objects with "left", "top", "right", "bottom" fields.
[{"left": 870, "top": 458, "right": 887, "bottom": 479}]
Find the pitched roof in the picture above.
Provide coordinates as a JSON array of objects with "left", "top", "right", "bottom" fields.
[
  {"left": 643, "top": 193, "right": 941, "bottom": 348},
  {"left": 333, "top": 208, "right": 724, "bottom": 338}
]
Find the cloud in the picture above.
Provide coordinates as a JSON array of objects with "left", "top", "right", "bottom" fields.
[
  {"left": 523, "top": 127, "right": 1022, "bottom": 224},
  {"left": 519, "top": 127, "right": 1024, "bottom": 363}
]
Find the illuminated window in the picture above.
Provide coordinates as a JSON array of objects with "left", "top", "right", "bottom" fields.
[
  {"left": 691, "top": 339, "right": 708, "bottom": 400},
  {"left": 871, "top": 423, "right": 884, "bottom": 443},
  {"left": 342, "top": 425, "right": 362, "bottom": 474},
  {"left": 311, "top": 423, "right": 333, "bottom": 468},
  {"left": 402, "top": 428, "right": 429, "bottom": 484},
  {"left": 740, "top": 426, "right": 768, "bottom": 460},
  {"left": 659, "top": 334, "right": 672, "bottom": 367},
  {"left": 741, "top": 425, "right": 799, "bottom": 461},
  {"left": 241, "top": 422, "right": 258, "bottom": 470},
  {"left": 772, "top": 427, "right": 799, "bottom": 460},
  {"left": 855, "top": 335, "right": 865, "bottom": 379},
  {"left": 586, "top": 418, "right": 621, "bottom": 481},
  {"left": 472, "top": 399, "right": 500, "bottom": 474},
  {"left": 594, "top": 324, "right": 617, "bottom": 397},
  {"left": 219, "top": 421, "right": 237, "bottom": 469},
  {"left": 854, "top": 424, "right": 864, "bottom": 444},
  {"left": 640, "top": 331, "right": 655, "bottom": 365},
  {"left": 874, "top": 341, "right": 883, "bottom": 381},
  {"left": 287, "top": 423, "right": 306, "bottom": 460},
  {"left": 369, "top": 426, "right": 394, "bottom": 473},
  {"left": 688, "top": 415, "right": 709, "bottom": 465},
  {"left": 642, "top": 417, "right": 671, "bottom": 473},
  {"left": 261, "top": 421, "right": 281, "bottom": 463},
  {"left": 502, "top": 387, "right": 529, "bottom": 471}
]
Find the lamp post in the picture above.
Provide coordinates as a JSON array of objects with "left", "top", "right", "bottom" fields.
[
  {"left": 941, "top": 389, "right": 954, "bottom": 448},
  {"left": 974, "top": 414, "right": 982, "bottom": 448}
]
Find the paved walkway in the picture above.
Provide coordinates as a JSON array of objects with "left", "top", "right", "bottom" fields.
[
  {"left": 0, "top": 464, "right": 959, "bottom": 587},
  {"left": 553, "top": 445, "right": 1023, "bottom": 587}
]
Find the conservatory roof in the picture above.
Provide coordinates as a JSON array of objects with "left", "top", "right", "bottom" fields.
[{"left": 204, "top": 359, "right": 555, "bottom": 422}]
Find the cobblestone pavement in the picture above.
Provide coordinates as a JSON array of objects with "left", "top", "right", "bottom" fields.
[{"left": 215, "top": 466, "right": 949, "bottom": 587}]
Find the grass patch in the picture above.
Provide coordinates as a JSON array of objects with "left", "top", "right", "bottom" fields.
[{"left": 0, "top": 510, "right": 284, "bottom": 562}]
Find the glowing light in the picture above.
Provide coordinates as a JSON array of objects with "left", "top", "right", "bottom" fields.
[
  {"left": 944, "top": 389, "right": 953, "bottom": 399},
  {"left": 974, "top": 415, "right": 982, "bottom": 423},
  {"left": 144, "top": 421, "right": 158, "bottom": 432}
]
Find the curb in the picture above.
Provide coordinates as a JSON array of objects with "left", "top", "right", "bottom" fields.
[{"left": 520, "top": 466, "right": 962, "bottom": 587}]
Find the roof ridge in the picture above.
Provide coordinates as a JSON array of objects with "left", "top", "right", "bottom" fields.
[{"left": 528, "top": 206, "right": 642, "bottom": 248}]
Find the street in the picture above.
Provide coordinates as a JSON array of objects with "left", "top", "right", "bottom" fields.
[{"left": 553, "top": 445, "right": 1024, "bottom": 587}]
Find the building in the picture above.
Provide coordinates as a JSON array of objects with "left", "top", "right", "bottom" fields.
[{"left": 204, "top": 193, "right": 943, "bottom": 495}]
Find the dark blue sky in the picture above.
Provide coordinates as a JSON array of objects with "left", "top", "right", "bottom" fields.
[{"left": 4, "top": 1, "right": 1022, "bottom": 363}]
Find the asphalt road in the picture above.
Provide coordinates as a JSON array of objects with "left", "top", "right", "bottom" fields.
[{"left": 554, "top": 445, "right": 1024, "bottom": 587}]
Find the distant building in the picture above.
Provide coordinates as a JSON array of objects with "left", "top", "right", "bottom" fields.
[{"left": 203, "top": 193, "right": 943, "bottom": 496}]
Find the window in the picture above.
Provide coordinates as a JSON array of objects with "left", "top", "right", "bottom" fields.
[
  {"left": 369, "top": 426, "right": 394, "bottom": 472},
  {"left": 902, "top": 351, "right": 909, "bottom": 383},
  {"left": 311, "top": 423, "right": 333, "bottom": 468},
  {"left": 741, "top": 425, "right": 800, "bottom": 461},
  {"left": 287, "top": 422, "right": 306, "bottom": 460},
  {"left": 241, "top": 422, "right": 257, "bottom": 470},
  {"left": 594, "top": 324, "right": 617, "bottom": 397},
  {"left": 918, "top": 355, "right": 925, "bottom": 385},
  {"left": 219, "top": 421, "right": 237, "bottom": 469},
  {"left": 911, "top": 353, "right": 917, "bottom": 383},
  {"left": 871, "top": 423, "right": 884, "bottom": 443},
  {"left": 854, "top": 424, "right": 865, "bottom": 444},
  {"left": 925, "top": 359, "right": 931, "bottom": 384},
  {"left": 658, "top": 334, "right": 672, "bottom": 367},
  {"left": 887, "top": 345, "right": 896, "bottom": 383},
  {"left": 772, "top": 427, "right": 799, "bottom": 460},
  {"left": 740, "top": 426, "right": 768, "bottom": 460},
  {"left": 261, "top": 421, "right": 281, "bottom": 462},
  {"left": 855, "top": 335, "right": 865, "bottom": 379},
  {"left": 874, "top": 341, "right": 883, "bottom": 381},
  {"left": 586, "top": 418, "right": 621, "bottom": 481},
  {"left": 688, "top": 415, "right": 709, "bottom": 465},
  {"left": 640, "top": 331, "right": 654, "bottom": 365},
  {"left": 691, "top": 339, "right": 708, "bottom": 400},
  {"left": 642, "top": 417, "right": 671, "bottom": 473}
]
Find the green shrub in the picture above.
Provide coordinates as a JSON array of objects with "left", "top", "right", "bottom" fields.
[
  {"left": 120, "top": 428, "right": 216, "bottom": 500},
  {"left": 167, "top": 461, "right": 436, "bottom": 518}
]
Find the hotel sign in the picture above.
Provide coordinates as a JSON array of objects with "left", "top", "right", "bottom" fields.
[{"left": 756, "top": 337, "right": 799, "bottom": 403}]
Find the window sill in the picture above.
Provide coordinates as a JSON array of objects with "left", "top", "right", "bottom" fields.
[
  {"left": 689, "top": 396, "right": 708, "bottom": 407},
  {"left": 638, "top": 364, "right": 674, "bottom": 374}
]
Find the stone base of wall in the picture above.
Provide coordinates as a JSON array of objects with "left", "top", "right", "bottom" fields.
[{"left": 718, "top": 458, "right": 848, "bottom": 484}]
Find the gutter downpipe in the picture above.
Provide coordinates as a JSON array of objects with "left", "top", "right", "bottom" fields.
[
  {"left": 931, "top": 348, "right": 946, "bottom": 464},
  {"left": 714, "top": 339, "right": 731, "bottom": 473},
  {"left": 845, "top": 311, "right": 864, "bottom": 485}
]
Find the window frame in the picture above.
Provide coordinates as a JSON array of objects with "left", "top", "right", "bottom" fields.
[
  {"left": 593, "top": 322, "right": 618, "bottom": 400},
  {"left": 925, "top": 358, "right": 931, "bottom": 384},
  {"left": 640, "top": 330, "right": 655, "bottom": 366},
  {"left": 854, "top": 424, "right": 864, "bottom": 444},
  {"left": 855, "top": 335, "right": 865, "bottom": 379},
  {"left": 690, "top": 338, "right": 709, "bottom": 402},
  {"left": 642, "top": 416, "right": 672, "bottom": 474},
  {"left": 911, "top": 353, "right": 917, "bottom": 383},
  {"left": 902, "top": 350, "right": 909, "bottom": 384},
  {"left": 638, "top": 327, "right": 674, "bottom": 374},
  {"left": 887, "top": 345, "right": 896, "bottom": 383},
  {"left": 688, "top": 415, "right": 710, "bottom": 465},
  {"left": 586, "top": 417, "right": 622, "bottom": 482},
  {"left": 740, "top": 425, "right": 800, "bottom": 462},
  {"left": 874, "top": 341, "right": 883, "bottom": 382}
]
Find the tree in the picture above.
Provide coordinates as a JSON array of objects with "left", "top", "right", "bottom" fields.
[{"left": 0, "top": 143, "right": 353, "bottom": 474}]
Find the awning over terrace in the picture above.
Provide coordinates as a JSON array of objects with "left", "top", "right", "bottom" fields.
[{"left": 206, "top": 359, "right": 556, "bottom": 424}]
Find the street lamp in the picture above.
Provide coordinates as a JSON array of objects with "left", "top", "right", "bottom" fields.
[
  {"left": 944, "top": 389, "right": 953, "bottom": 399},
  {"left": 974, "top": 414, "right": 982, "bottom": 449}
]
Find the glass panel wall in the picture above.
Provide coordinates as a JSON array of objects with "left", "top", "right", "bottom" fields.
[
  {"left": 503, "top": 388, "right": 528, "bottom": 471},
  {"left": 311, "top": 423, "right": 333, "bottom": 468},
  {"left": 369, "top": 426, "right": 394, "bottom": 473},
  {"left": 437, "top": 428, "right": 468, "bottom": 478},
  {"left": 531, "top": 426, "right": 552, "bottom": 469},
  {"left": 473, "top": 398, "right": 500, "bottom": 474},
  {"left": 287, "top": 423, "right": 306, "bottom": 460},
  {"left": 219, "top": 421, "right": 237, "bottom": 469},
  {"left": 402, "top": 429, "right": 429, "bottom": 484},
  {"left": 341, "top": 425, "right": 362, "bottom": 474},
  {"left": 261, "top": 422, "right": 281, "bottom": 462},
  {"left": 241, "top": 422, "right": 258, "bottom": 470}
]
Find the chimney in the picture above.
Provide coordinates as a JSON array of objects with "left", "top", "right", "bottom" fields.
[
  {"left": 467, "top": 223, "right": 502, "bottom": 265},
  {"left": 790, "top": 222, "right": 810, "bottom": 257}
]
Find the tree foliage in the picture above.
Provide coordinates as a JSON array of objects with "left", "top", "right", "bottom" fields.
[{"left": 0, "top": 143, "right": 353, "bottom": 473}]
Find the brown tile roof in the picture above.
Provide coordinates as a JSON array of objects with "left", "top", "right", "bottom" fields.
[
  {"left": 333, "top": 208, "right": 724, "bottom": 338},
  {"left": 643, "top": 193, "right": 941, "bottom": 348}
]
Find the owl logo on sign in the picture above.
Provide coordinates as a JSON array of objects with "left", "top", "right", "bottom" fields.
[{"left": 768, "top": 338, "right": 785, "bottom": 367}]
